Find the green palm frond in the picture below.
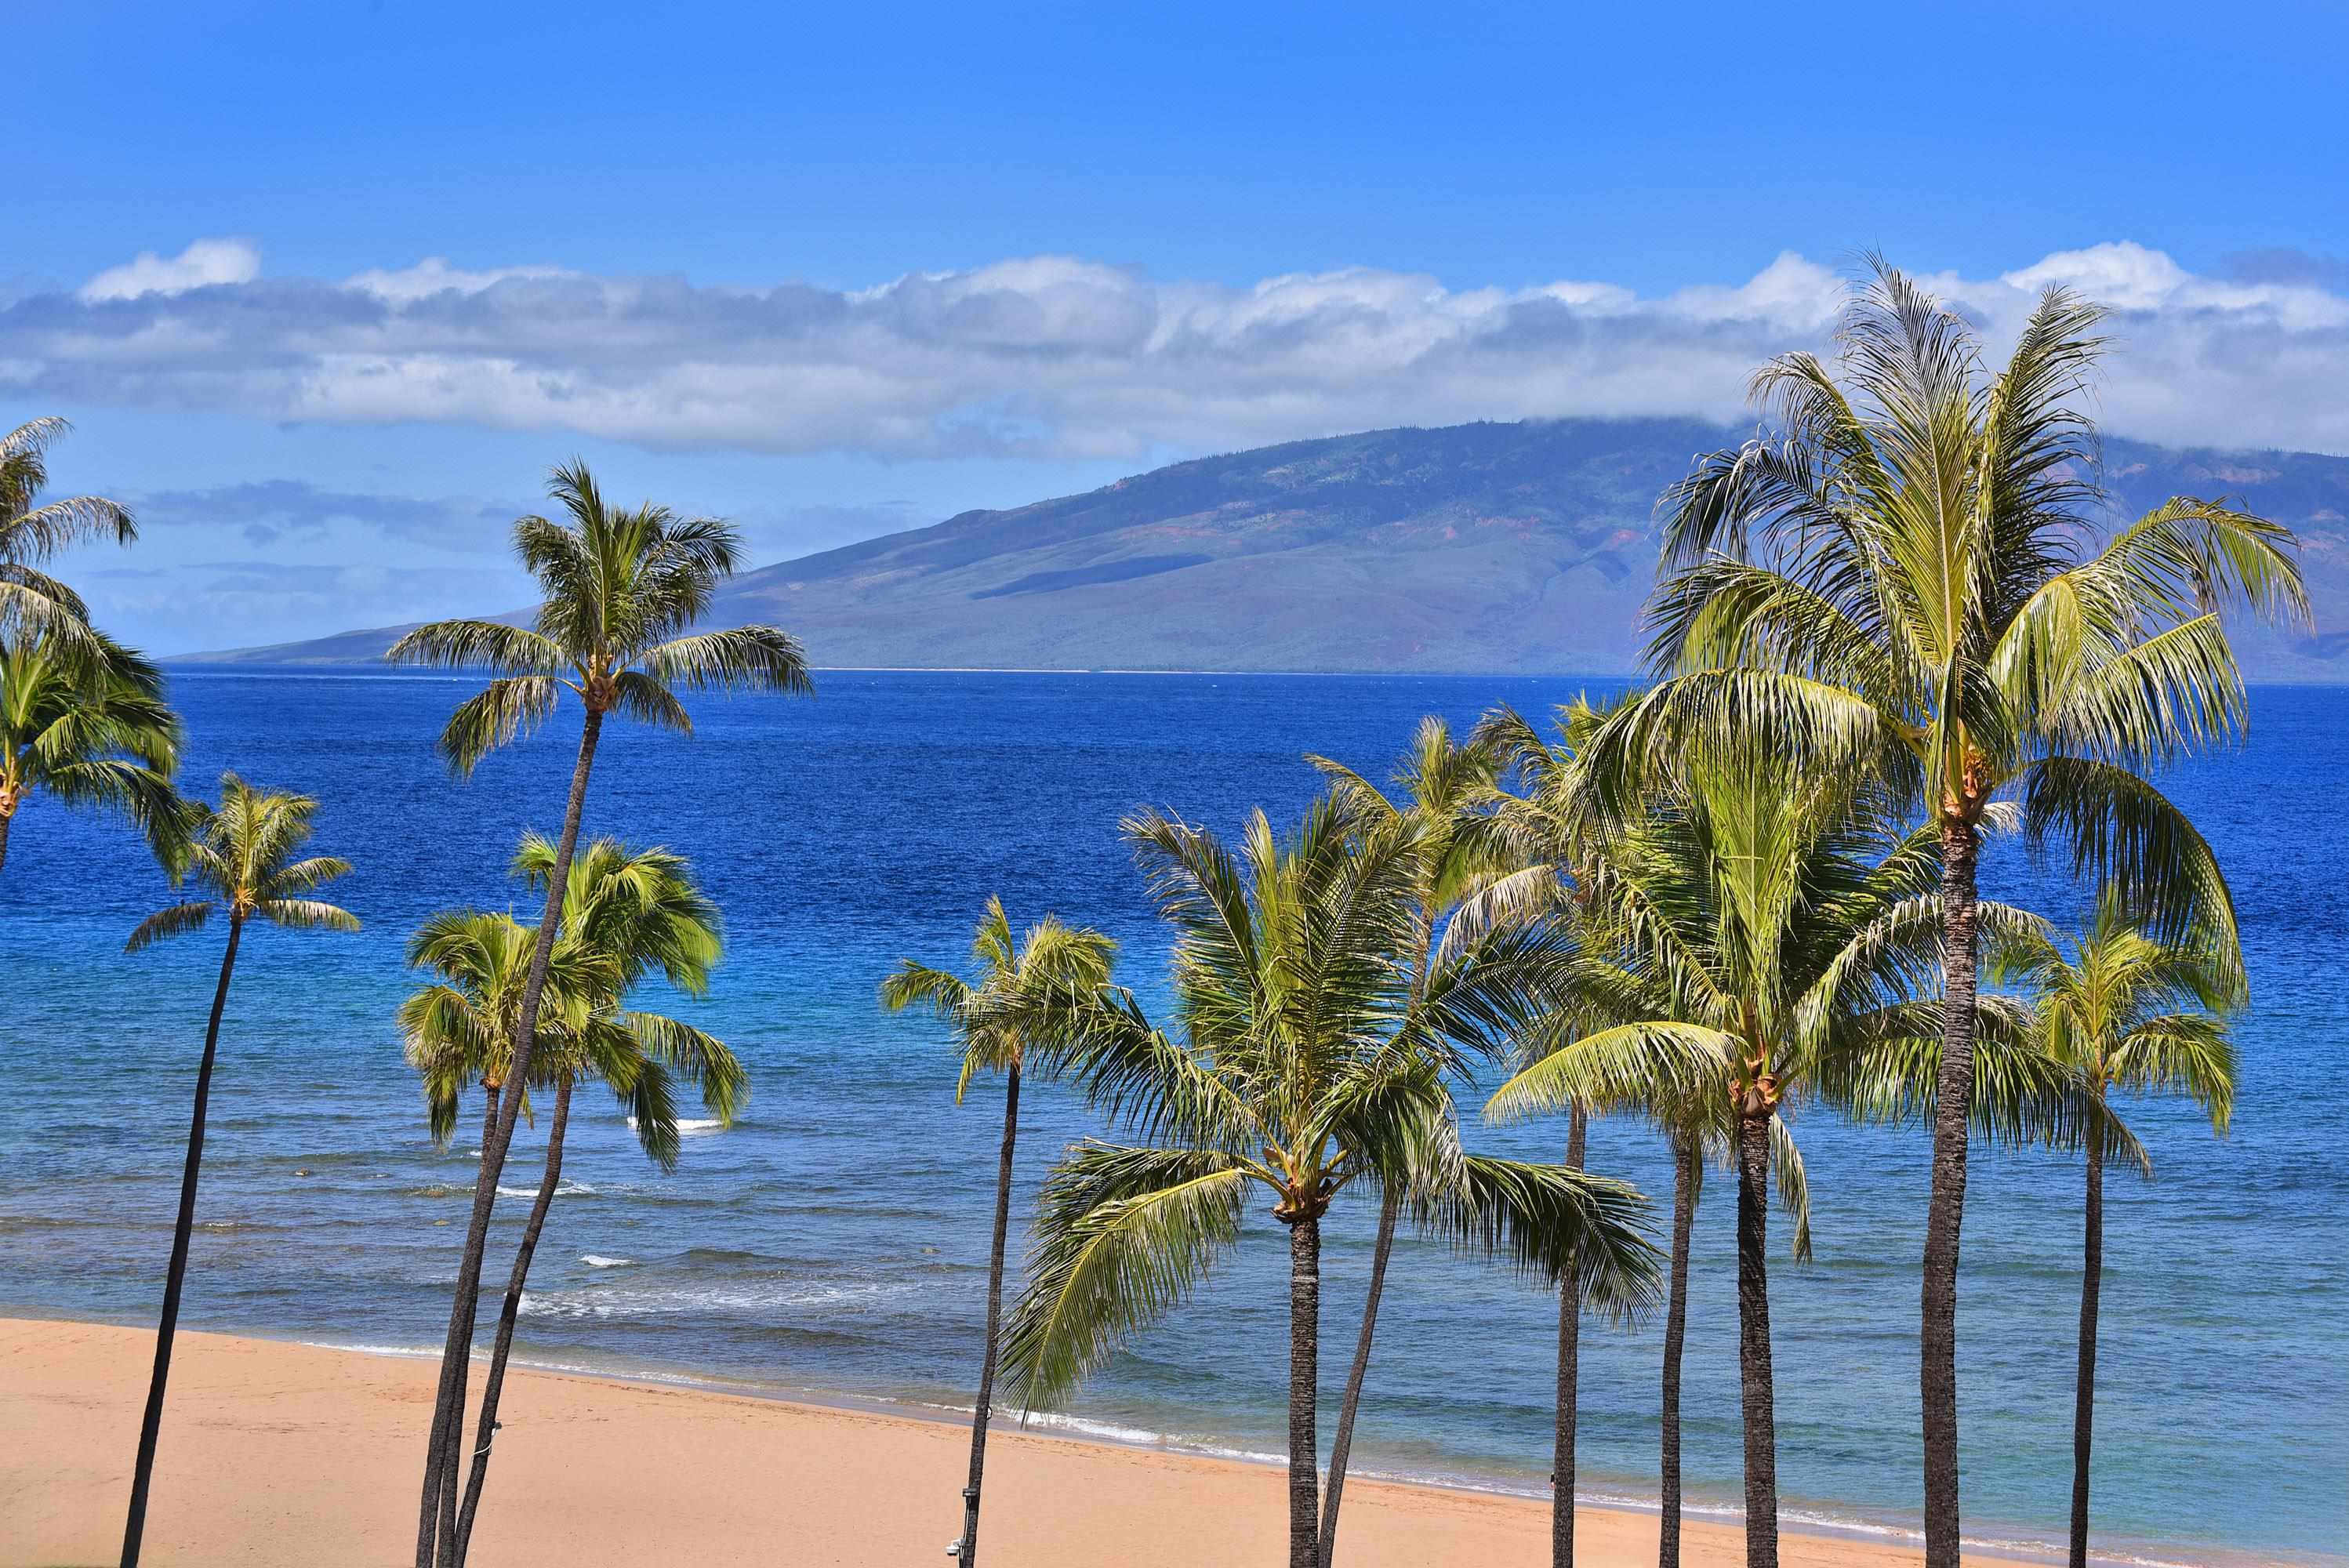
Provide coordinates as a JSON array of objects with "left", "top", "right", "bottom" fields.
[
  {"left": 256, "top": 898, "right": 362, "bottom": 933},
  {"left": 383, "top": 619, "right": 564, "bottom": 674},
  {"left": 1405, "top": 1154, "right": 1661, "bottom": 1317},
  {"left": 641, "top": 626, "right": 813, "bottom": 695},
  {"left": 622, "top": 1011, "right": 747, "bottom": 1122},
  {"left": 1768, "top": 1115, "right": 1813, "bottom": 1263},
  {"left": 1484, "top": 1022, "right": 1736, "bottom": 1123},
  {"left": 1000, "top": 1145, "right": 1252, "bottom": 1414},
  {"left": 436, "top": 676, "right": 562, "bottom": 776},
  {"left": 125, "top": 900, "right": 213, "bottom": 953}
]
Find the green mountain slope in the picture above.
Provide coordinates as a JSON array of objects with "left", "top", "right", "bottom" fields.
[{"left": 185, "top": 418, "right": 2349, "bottom": 678}]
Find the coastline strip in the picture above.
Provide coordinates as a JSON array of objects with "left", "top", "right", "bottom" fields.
[{"left": 0, "top": 1316, "right": 2057, "bottom": 1568}]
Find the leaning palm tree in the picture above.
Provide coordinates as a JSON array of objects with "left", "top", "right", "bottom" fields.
[
  {"left": 1302, "top": 717, "right": 1527, "bottom": 1566},
  {"left": 1003, "top": 800, "right": 1661, "bottom": 1568},
  {"left": 118, "top": 775, "right": 358, "bottom": 1568},
  {"left": 0, "top": 416, "right": 137, "bottom": 644},
  {"left": 1989, "top": 891, "right": 2238, "bottom": 1568},
  {"left": 1487, "top": 740, "right": 2027, "bottom": 1568},
  {"left": 405, "top": 836, "right": 745, "bottom": 1568},
  {"left": 0, "top": 630, "right": 184, "bottom": 876},
  {"left": 387, "top": 461, "right": 810, "bottom": 1567},
  {"left": 1598, "top": 261, "right": 2306, "bottom": 1566},
  {"left": 880, "top": 897, "right": 1120, "bottom": 1568}
]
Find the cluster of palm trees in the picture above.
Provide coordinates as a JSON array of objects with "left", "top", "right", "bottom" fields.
[
  {"left": 26, "top": 445, "right": 815, "bottom": 1566},
  {"left": 55, "top": 258, "right": 2303, "bottom": 1568},
  {"left": 885, "top": 267, "right": 2301, "bottom": 1568}
]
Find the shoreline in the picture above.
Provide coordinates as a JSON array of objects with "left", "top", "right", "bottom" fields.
[{"left": 0, "top": 1315, "right": 2239, "bottom": 1568}]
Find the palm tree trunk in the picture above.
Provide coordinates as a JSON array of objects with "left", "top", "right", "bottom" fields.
[
  {"left": 1317, "top": 1181, "right": 1398, "bottom": 1568},
  {"left": 1553, "top": 1106, "right": 1588, "bottom": 1568},
  {"left": 120, "top": 914, "right": 242, "bottom": 1568},
  {"left": 1287, "top": 1213, "right": 1323, "bottom": 1568},
  {"left": 1659, "top": 1132, "right": 1697, "bottom": 1568},
  {"left": 0, "top": 801, "right": 13, "bottom": 875},
  {"left": 954, "top": 1060, "right": 1022, "bottom": 1568},
  {"left": 451, "top": 1079, "right": 572, "bottom": 1566},
  {"left": 430, "top": 1083, "right": 499, "bottom": 1552},
  {"left": 1735, "top": 1112, "right": 1777, "bottom": 1568},
  {"left": 416, "top": 706, "right": 604, "bottom": 1568},
  {"left": 1922, "top": 818, "right": 1979, "bottom": 1568},
  {"left": 2068, "top": 1121, "right": 2104, "bottom": 1568}
]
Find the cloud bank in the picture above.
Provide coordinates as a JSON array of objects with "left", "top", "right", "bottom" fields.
[{"left": 14, "top": 238, "right": 2349, "bottom": 459}]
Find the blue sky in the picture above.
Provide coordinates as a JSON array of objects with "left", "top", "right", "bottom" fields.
[{"left": 16, "top": 0, "right": 2349, "bottom": 651}]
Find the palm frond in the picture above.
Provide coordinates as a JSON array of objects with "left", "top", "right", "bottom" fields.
[
  {"left": 1000, "top": 1145, "right": 1251, "bottom": 1414},
  {"left": 125, "top": 900, "right": 213, "bottom": 953}
]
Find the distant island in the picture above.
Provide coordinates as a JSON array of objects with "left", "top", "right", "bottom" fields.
[{"left": 181, "top": 418, "right": 2349, "bottom": 680}]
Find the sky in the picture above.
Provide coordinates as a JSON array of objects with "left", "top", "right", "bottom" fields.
[{"left": 15, "top": 0, "right": 2349, "bottom": 653}]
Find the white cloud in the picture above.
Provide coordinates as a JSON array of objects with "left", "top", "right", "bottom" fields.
[
  {"left": 343, "top": 256, "right": 573, "bottom": 303},
  {"left": 21, "top": 237, "right": 2349, "bottom": 457},
  {"left": 77, "top": 238, "right": 261, "bottom": 302}
]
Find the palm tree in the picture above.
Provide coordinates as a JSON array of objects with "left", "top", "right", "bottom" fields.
[
  {"left": 1602, "top": 261, "right": 2307, "bottom": 1565},
  {"left": 880, "top": 897, "right": 1120, "bottom": 1568},
  {"left": 1479, "top": 698, "right": 1803, "bottom": 1568},
  {"left": 1486, "top": 740, "right": 2024, "bottom": 1568},
  {"left": 401, "top": 836, "right": 746, "bottom": 1567},
  {"left": 387, "top": 461, "right": 810, "bottom": 1566},
  {"left": 1002, "top": 800, "right": 1661, "bottom": 1568},
  {"left": 0, "top": 630, "right": 183, "bottom": 876},
  {"left": 117, "top": 775, "right": 358, "bottom": 1568},
  {"left": 0, "top": 416, "right": 137, "bottom": 644},
  {"left": 1989, "top": 890, "right": 2238, "bottom": 1568},
  {"left": 1302, "top": 717, "right": 1528, "bottom": 1567}
]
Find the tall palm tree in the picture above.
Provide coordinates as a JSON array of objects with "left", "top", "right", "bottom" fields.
[
  {"left": 401, "top": 836, "right": 745, "bottom": 1567},
  {"left": 1002, "top": 800, "right": 1661, "bottom": 1568},
  {"left": 387, "top": 461, "right": 810, "bottom": 1566},
  {"left": 0, "top": 416, "right": 137, "bottom": 644},
  {"left": 880, "top": 897, "right": 1120, "bottom": 1568},
  {"left": 1486, "top": 741, "right": 2024, "bottom": 1568},
  {"left": 0, "top": 631, "right": 183, "bottom": 876},
  {"left": 117, "top": 775, "right": 358, "bottom": 1568},
  {"left": 1602, "top": 262, "right": 2307, "bottom": 1565},
  {"left": 1302, "top": 717, "right": 1527, "bottom": 1567},
  {"left": 1475, "top": 699, "right": 1701, "bottom": 1567},
  {"left": 1989, "top": 891, "right": 2238, "bottom": 1568}
]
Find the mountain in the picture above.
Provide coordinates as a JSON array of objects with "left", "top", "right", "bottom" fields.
[{"left": 185, "top": 418, "right": 2349, "bottom": 679}]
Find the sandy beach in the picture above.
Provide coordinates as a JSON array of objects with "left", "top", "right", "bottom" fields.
[{"left": 0, "top": 1316, "right": 2048, "bottom": 1568}]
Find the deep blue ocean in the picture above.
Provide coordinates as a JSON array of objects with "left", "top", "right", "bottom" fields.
[{"left": 2, "top": 670, "right": 2341, "bottom": 1566}]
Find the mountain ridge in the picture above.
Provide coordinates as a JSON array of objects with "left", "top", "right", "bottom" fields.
[{"left": 183, "top": 418, "right": 2349, "bottom": 680}]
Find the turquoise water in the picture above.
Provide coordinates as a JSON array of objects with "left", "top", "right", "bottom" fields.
[{"left": 2, "top": 669, "right": 2341, "bottom": 1566}]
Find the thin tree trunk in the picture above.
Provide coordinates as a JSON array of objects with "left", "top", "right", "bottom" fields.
[
  {"left": 0, "top": 804, "right": 13, "bottom": 875},
  {"left": 1317, "top": 1181, "right": 1399, "bottom": 1568},
  {"left": 429, "top": 1080, "right": 499, "bottom": 1547},
  {"left": 417, "top": 706, "right": 604, "bottom": 1568},
  {"left": 1554, "top": 1106, "right": 1588, "bottom": 1568},
  {"left": 1922, "top": 818, "right": 1979, "bottom": 1568},
  {"left": 954, "top": 1060, "right": 1022, "bottom": 1568},
  {"left": 1735, "top": 1112, "right": 1777, "bottom": 1568},
  {"left": 452, "top": 1079, "right": 572, "bottom": 1566},
  {"left": 1659, "top": 1132, "right": 1697, "bottom": 1568},
  {"left": 2068, "top": 1119, "right": 2104, "bottom": 1568},
  {"left": 120, "top": 915, "right": 242, "bottom": 1568},
  {"left": 1287, "top": 1214, "right": 1323, "bottom": 1568}
]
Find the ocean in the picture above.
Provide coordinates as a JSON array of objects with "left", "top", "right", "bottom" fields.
[{"left": 2, "top": 668, "right": 2341, "bottom": 1566}]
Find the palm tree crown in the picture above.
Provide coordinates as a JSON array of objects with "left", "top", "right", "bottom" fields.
[
  {"left": 881, "top": 895, "right": 1120, "bottom": 1094},
  {"left": 0, "top": 630, "right": 183, "bottom": 873},
  {"left": 385, "top": 459, "right": 811, "bottom": 772},
  {"left": 127, "top": 774, "right": 358, "bottom": 951},
  {"left": 1, "top": 416, "right": 137, "bottom": 644},
  {"left": 1993, "top": 888, "right": 2242, "bottom": 1111}
]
